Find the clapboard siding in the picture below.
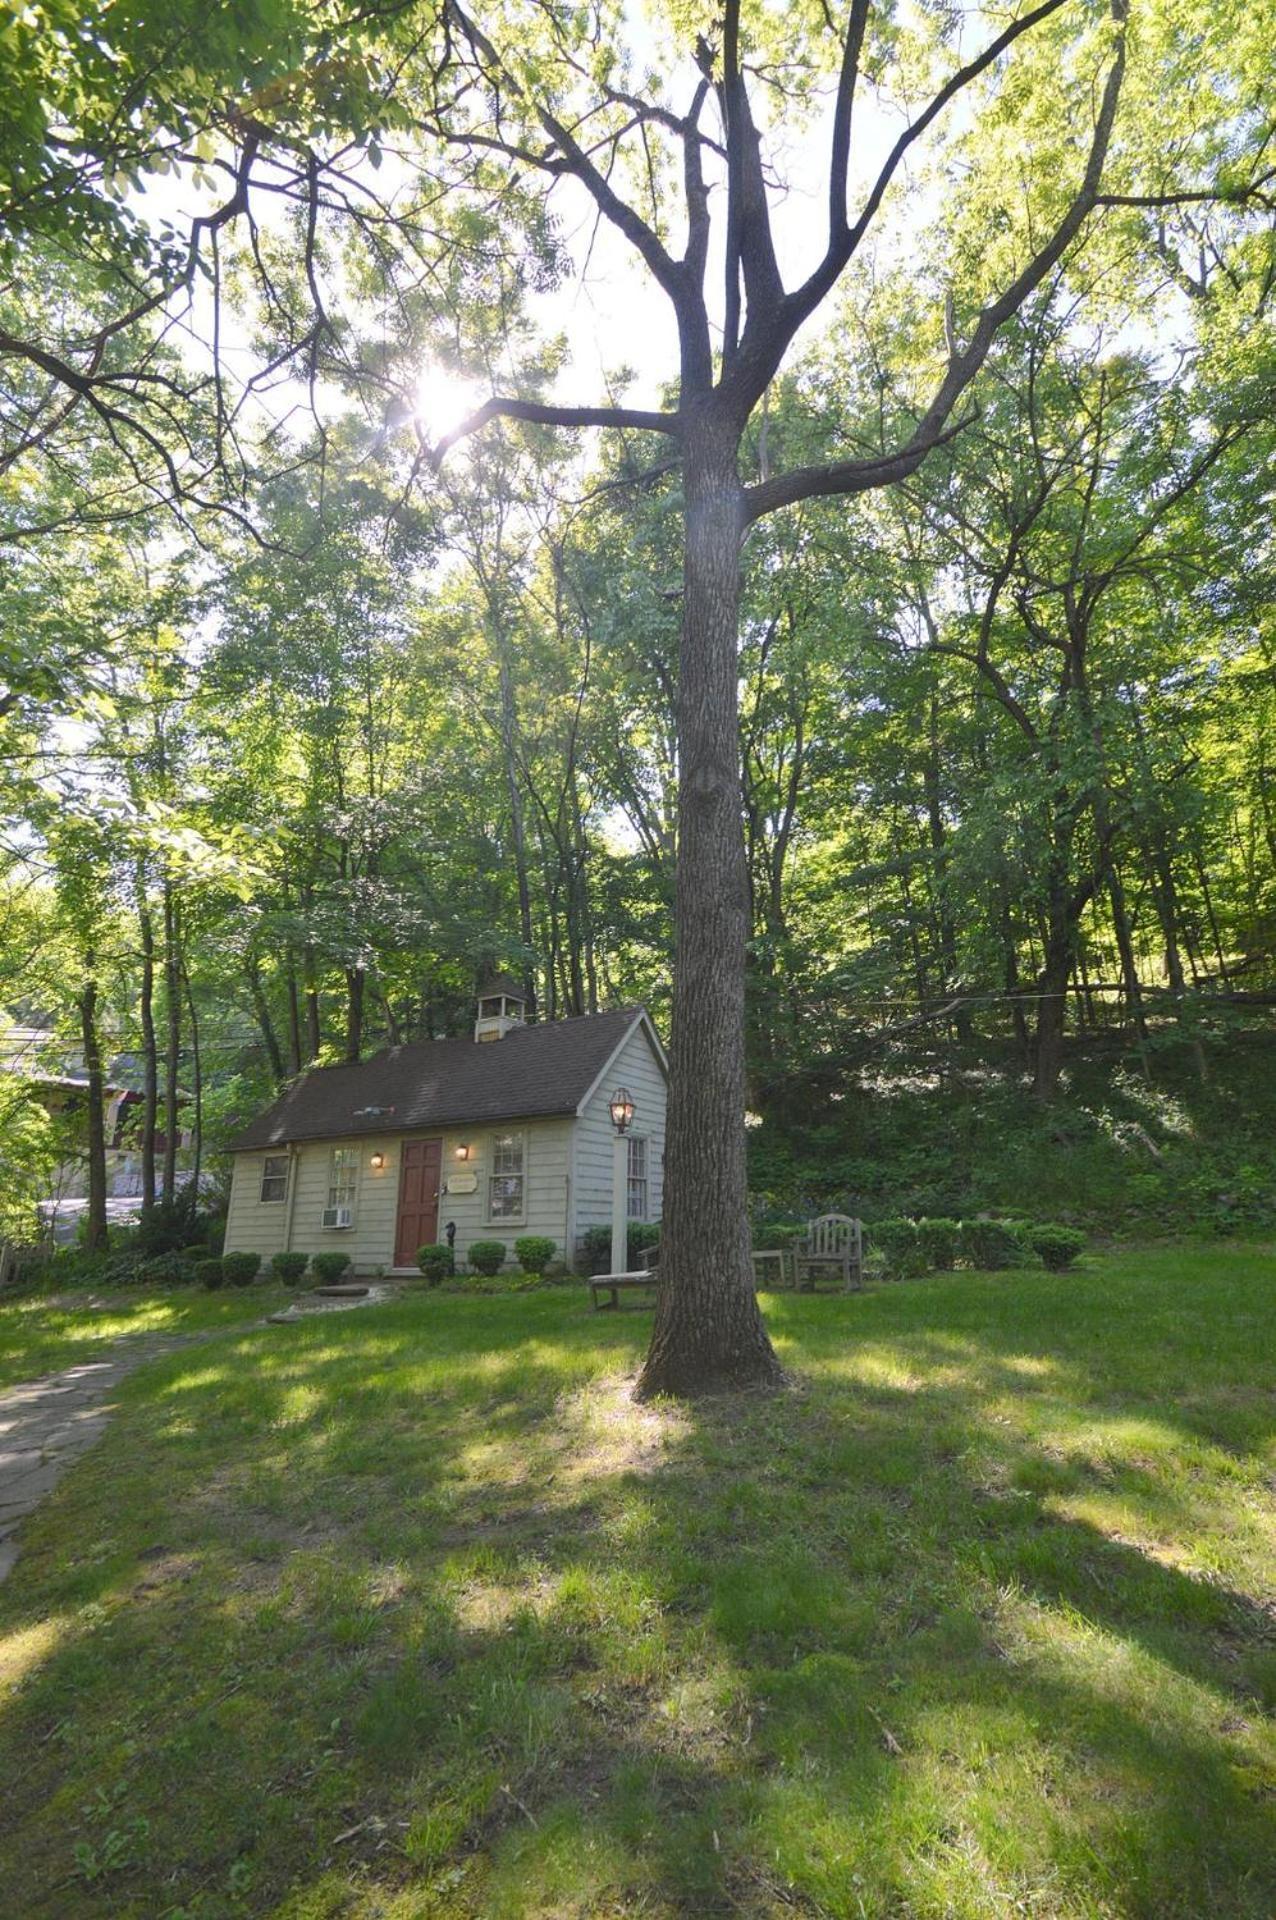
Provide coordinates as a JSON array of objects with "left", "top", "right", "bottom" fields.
[
  {"left": 225, "top": 1116, "right": 574, "bottom": 1273},
  {"left": 571, "top": 1020, "right": 667, "bottom": 1259}
]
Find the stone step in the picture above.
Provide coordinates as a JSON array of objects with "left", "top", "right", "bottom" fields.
[{"left": 311, "top": 1283, "right": 370, "bottom": 1298}]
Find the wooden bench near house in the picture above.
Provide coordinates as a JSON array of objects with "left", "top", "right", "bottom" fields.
[{"left": 589, "top": 1242, "right": 660, "bottom": 1309}]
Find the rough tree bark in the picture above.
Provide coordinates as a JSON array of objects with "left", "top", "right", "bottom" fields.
[{"left": 637, "top": 418, "right": 782, "bottom": 1394}]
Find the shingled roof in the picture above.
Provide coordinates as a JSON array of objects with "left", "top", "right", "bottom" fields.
[{"left": 230, "top": 1006, "right": 659, "bottom": 1151}]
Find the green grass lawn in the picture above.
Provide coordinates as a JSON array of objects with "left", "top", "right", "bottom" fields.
[
  {"left": 1, "top": 1246, "right": 1274, "bottom": 1918},
  {"left": 0, "top": 1285, "right": 295, "bottom": 1392}
]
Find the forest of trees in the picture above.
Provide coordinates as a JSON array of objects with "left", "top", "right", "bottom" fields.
[{"left": 2, "top": 0, "right": 1273, "bottom": 1380}]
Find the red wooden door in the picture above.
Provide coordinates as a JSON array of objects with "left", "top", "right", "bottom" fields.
[{"left": 395, "top": 1139, "right": 441, "bottom": 1267}]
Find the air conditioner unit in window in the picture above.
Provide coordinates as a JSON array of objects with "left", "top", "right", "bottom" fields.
[{"left": 322, "top": 1206, "right": 353, "bottom": 1229}]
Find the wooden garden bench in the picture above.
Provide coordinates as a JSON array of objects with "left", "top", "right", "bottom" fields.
[{"left": 589, "top": 1241, "right": 660, "bottom": 1310}]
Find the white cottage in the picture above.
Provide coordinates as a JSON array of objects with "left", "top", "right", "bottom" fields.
[{"left": 223, "top": 982, "right": 667, "bottom": 1274}]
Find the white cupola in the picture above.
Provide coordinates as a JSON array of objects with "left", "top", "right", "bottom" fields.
[{"left": 474, "top": 974, "right": 528, "bottom": 1042}]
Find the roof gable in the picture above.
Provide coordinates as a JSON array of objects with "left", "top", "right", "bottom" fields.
[{"left": 230, "top": 1007, "right": 654, "bottom": 1152}]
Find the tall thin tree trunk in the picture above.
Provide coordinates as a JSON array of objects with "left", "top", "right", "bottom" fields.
[
  {"left": 79, "top": 962, "right": 109, "bottom": 1252},
  {"left": 246, "top": 956, "right": 285, "bottom": 1080},
  {"left": 638, "top": 425, "right": 781, "bottom": 1396},
  {"left": 344, "top": 965, "right": 365, "bottom": 1062},
  {"left": 182, "top": 962, "right": 203, "bottom": 1201},
  {"left": 162, "top": 880, "right": 181, "bottom": 1205},
  {"left": 136, "top": 867, "right": 158, "bottom": 1217},
  {"left": 496, "top": 644, "right": 538, "bottom": 1019},
  {"left": 284, "top": 952, "right": 303, "bottom": 1074}
]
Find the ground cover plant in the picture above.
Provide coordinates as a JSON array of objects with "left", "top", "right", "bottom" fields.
[{"left": 1, "top": 1244, "right": 1274, "bottom": 1917}]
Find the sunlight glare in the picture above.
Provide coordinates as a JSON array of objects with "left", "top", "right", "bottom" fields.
[{"left": 414, "top": 363, "right": 484, "bottom": 443}]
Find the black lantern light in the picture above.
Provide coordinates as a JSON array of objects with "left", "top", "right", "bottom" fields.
[{"left": 608, "top": 1086, "right": 635, "bottom": 1134}]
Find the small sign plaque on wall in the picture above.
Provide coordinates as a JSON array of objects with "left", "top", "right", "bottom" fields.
[{"left": 446, "top": 1171, "right": 478, "bottom": 1194}]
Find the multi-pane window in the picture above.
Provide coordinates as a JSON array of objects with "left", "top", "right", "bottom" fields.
[
  {"left": 488, "top": 1132, "right": 525, "bottom": 1220},
  {"left": 627, "top": 1136, "right": 649, "bottom": 1221},
  {"left": 260, "top": 1154, "right": 289, "bottom": 1204},
  {"left": 327, "top": 1147, "right": 358, "bottom": 1217}
]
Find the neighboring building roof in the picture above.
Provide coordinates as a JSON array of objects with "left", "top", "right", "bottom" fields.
[{"left": 230, "top": 1007, "right": 664, "bottom": 1151}]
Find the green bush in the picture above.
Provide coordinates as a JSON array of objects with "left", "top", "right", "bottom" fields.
[
  {"left": 915, "top": 1218, "right": 960, "bottom": 1271},
  {"left": 869, "top": 1218, "right": 928, "bottom": 1279},
  {"left": 960, "top": 1219, "right": 1031, "bottom": 1271},
  {"left": 221, "top": 1250, "right": 262, "bottom": 1287},
  {"left": 578, "top": 1221, "right": 662, "bottom": 1274},
  {"left": 467, "top": 1240, "right": 506, "bottom": 1276},
  {"left": 514, "top": 1235, "right": 556, "bottom": 1276},
  {"left": 133, "top": 1250, "right": 195, "bottom": 1287},
  {"left": 311, "top": 1250, "right": 352, "bottom": 1283},
  {"left": 270, "top": 1250, "right": 309, "bottom": 1284},
  {"left": 1029, "top": 1223, "right": 1086, "bottom": 1271},
  {"left": 416, "top": 1242, "right": 454, "bottom": 1285},
  {"left": 195, "top": 1257, "right": 225, "bottom": 1290}
]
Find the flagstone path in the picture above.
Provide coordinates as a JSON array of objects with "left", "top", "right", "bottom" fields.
[{"left": 0, "top": 1282, "right": 406, "bottom": 1584}]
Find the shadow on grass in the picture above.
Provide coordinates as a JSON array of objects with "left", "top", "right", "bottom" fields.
[{"left": 0, "top": 1254, "right": 1274, "bottom": 1916}]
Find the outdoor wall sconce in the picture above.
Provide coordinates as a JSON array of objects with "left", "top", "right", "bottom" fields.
[
  {"left": 454, "top": 1143, "right": 471, "bottom": 1160},
  {"left": 369, "top": 1150, "right": 385, "bottom": 1171},
  {"left": 608, "top": 1086, "right": 635, "bottom": 1134}
]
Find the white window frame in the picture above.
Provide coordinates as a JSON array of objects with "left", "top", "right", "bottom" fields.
[
  {"left": 260, "top": 1153, "right": 289, "bottom": 1205},
  {"left": 626, "top": 1135, "right": 649, "bottom": 1222},
  {"left": 487, "top": 1130, "right": 527, "bottom": 1225},
  {"left": 323, "top": 1146, "right": 358, "bottom": 1227}
]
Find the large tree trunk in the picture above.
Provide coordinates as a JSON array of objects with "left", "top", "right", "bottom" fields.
[
  {"left": 78, "top": 963, "right": 109, "bottom": 1252},
  {"left": 637, "top": 423, "right": 782, "bottom": 1398}
]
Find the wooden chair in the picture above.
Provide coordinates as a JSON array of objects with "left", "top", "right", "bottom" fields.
[{"left": 792, "top": 1214, "right": 863, "bottom": 1292}]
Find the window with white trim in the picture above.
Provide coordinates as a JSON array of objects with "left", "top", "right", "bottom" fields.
[
  {"left": 488, "top": 1131, "right": 525, "bottom": 1221},
  {"left": 260, "top": 1154, "right": 289, "bottom": 1204},
  {"left": 627, "top": 1136, "right": 649, "bottom": 1221},
  {"left": 327, "top": 1147, "right": 358, "bottom": 1217}
]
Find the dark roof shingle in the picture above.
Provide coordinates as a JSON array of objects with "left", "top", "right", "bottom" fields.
[{"left": 231, "top": 1007, "right": 653, "bottom": 1151}]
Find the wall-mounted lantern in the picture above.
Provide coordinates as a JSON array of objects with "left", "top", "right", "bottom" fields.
[
  {"left": 454, "top": 1142, "right": 472, "bottom": 1161},
  {"left": 369, "top": 1150, "right": 386, "bottom": 1171}
]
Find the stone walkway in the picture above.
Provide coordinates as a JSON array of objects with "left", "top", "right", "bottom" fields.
[
  {"left": 0, "top": 1332, "right": 198, "bottom": 1584},
  {"left": 0, "top": 1284, "right": 409, "bottom": 1584}
]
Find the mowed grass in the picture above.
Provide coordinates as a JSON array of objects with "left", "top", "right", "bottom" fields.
[
  {"left": 0, "top": 1285, "right": 295, "bottom": 1392},
  {"left": 1, "top": 1246, "right": 1274, "bottom": 1919}
]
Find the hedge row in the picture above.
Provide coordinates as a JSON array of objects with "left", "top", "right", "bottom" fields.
[{"left": 868, "top": 1217, "right": 1085, "bottom": 1279}]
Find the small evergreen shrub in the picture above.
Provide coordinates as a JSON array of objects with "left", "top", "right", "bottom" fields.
[
  {"left": 416, "top": 1243, "right": 454, "bottom": 1285},
  {"left": 514, "top": 1235, "right": 556, "bottom": 1276},
  {"left": 870, "top": 1218, "right": 928, "bottom": 1279},
  {"left": 270, "top": 1250, "right": 309, "bottom": 1284},
  {"left": 222, "top": 1250, "right": 262, "bottom": 1287},
  {"left": 311, "top": 1250, "right": 352, "bottom": 1283},
  {"left": 467, "top": 1240, "right": 506, "bottom": 1276},
  {"left": 915, "top": 1218, "right": 960, "bottom": 1271},
  {"left": 1029, "top": 1224, "right": 1086, "bottom": 1271},
  {"left": 135, "top": 1193, "right": 199, "bottom": 1257},
  {"left": 196, "top": 1257, "right": 225, "bottom": 1290},
  {"left": 960, "top": 1219, "right": 1030, "bottom": 1271}
]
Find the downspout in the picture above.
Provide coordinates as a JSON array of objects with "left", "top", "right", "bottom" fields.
[{"left": 283, "top": 1144, "right": 299, "bottom": 1254}]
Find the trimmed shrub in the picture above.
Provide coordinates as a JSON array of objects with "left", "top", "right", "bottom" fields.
[
  {"left": 578, "top": 1220, "right": 662, "bottom": 1275},
  {"left": 270, "top": 1250, "right": 309, "bottom": 1285},
  {"left": 222, "top": 1250, "right": 262, "bottom": 1287},
  {"left": 960, "top": 1219, "right": 1031, "bottom": 1271},
  {"left": 870, "top": 1218, "right": 928, "bottom": 1279},
  {"left": 196, "top": 1257, "right": 225, "bottom": 1290},
  {"left": 416, "top": 1243, "right": 454, "bottom": 1285},
  {"left": 1029, "top": 1224, "right": 1086, "bottom": 1271},
  {"left": 514, "top": 1235, "right": 556, "bottom": 1276},
  {"left": 467, "top": 1240, "right": 506, "bottom": 1276},
  {"left": 311, "top": 1250, "right": 352, "bottom": 1284},
  {"left": 915, "top": 1218, "right": 960, "bottom": 1271},
  {"left": 135, "top": 1192, "right": 199, "bottom": 1257}
]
